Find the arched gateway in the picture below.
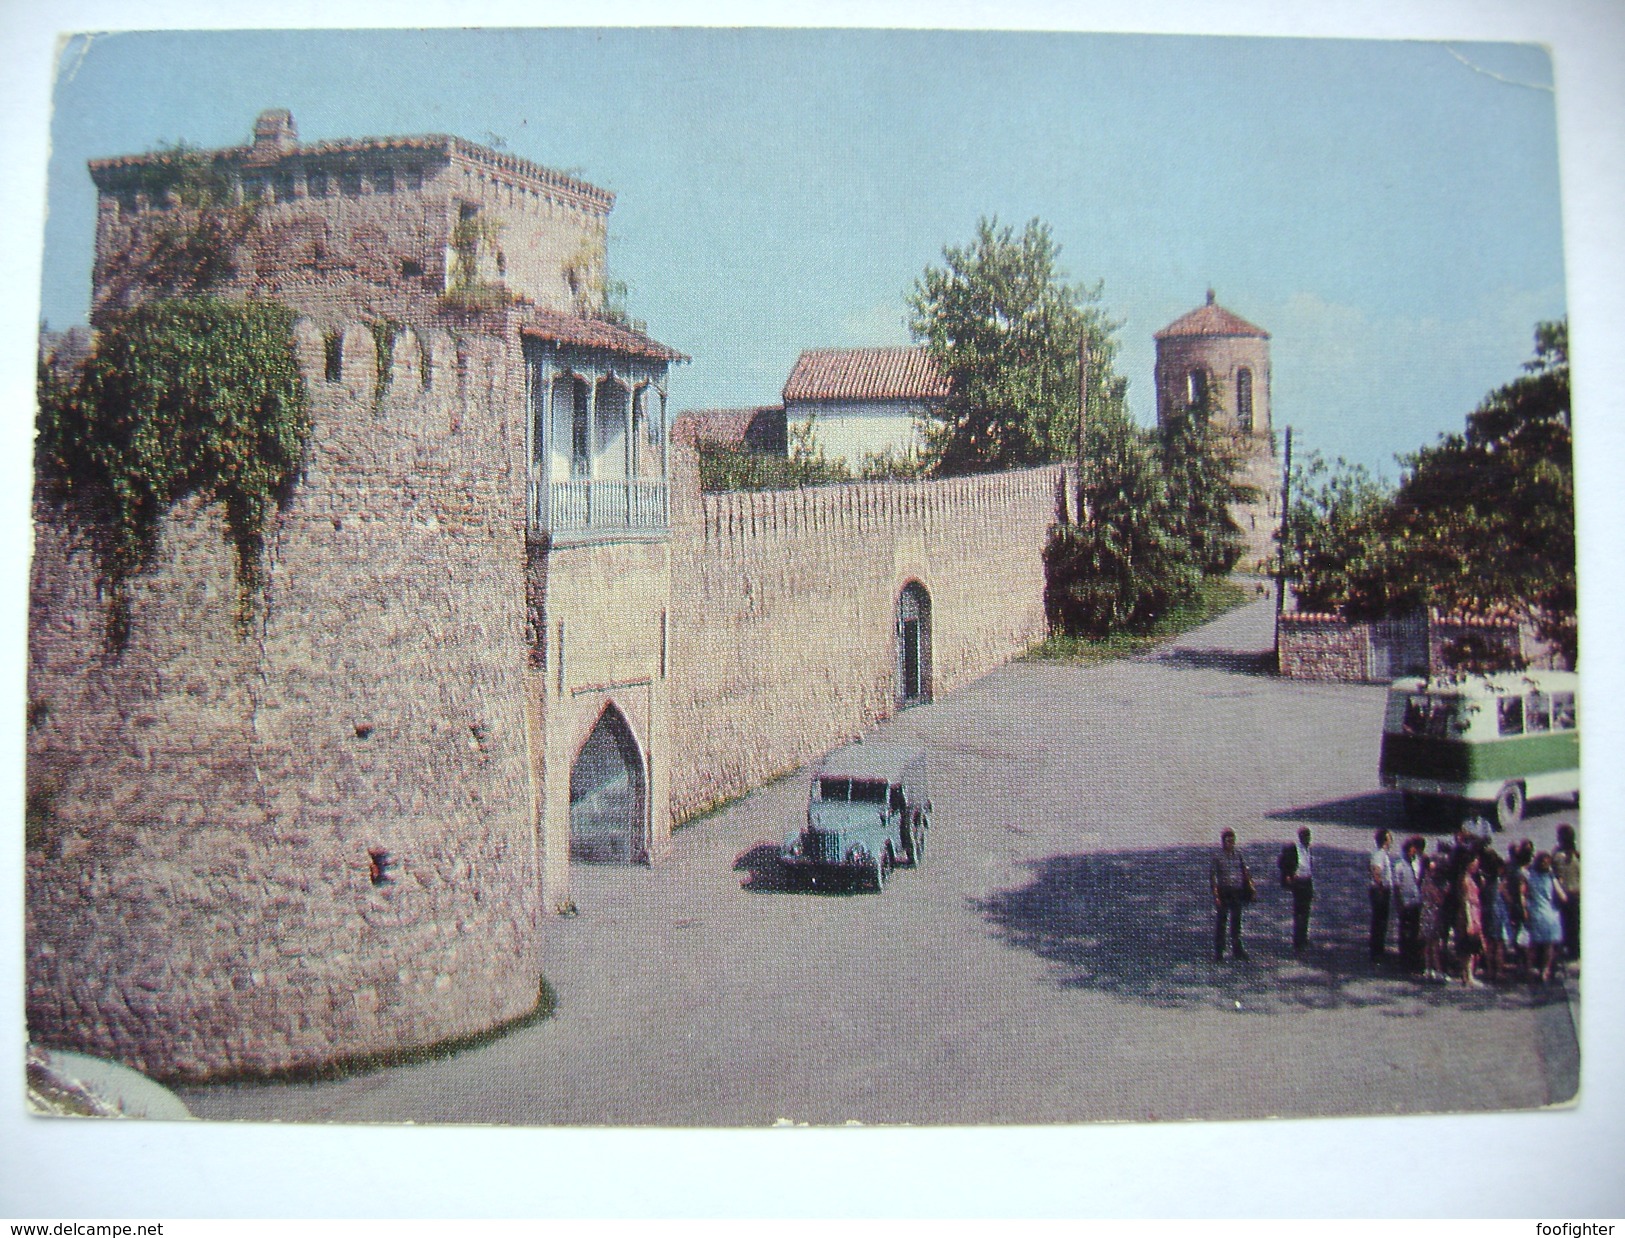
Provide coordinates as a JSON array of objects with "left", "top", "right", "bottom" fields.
[
  {"left": 569, "top": 705, "right": 647, "bottom": 863},
  {"left": 896, "top": 581, "right": 933, "bottom": 708}
]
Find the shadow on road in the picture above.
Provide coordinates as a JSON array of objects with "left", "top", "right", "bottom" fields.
[
  {"left": 733, "top": 842, "right": 876, "bottom": 896},
  {"left": 1147, "top": 646, "right": 1276, "bottom": 676},
  {"left": 1267, "top": 792, "right": 1402, "bottom": 832},
  {"left": 1269, "top": 792, "right": 1579, "bottom": 836},
  {"left": 975, "top": 843, "right": 1571, "bottom": 1015}
]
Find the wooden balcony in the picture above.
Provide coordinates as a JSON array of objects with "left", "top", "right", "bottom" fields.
[{"left": 529, "top": 477, "right": 669, "bottom": 543}]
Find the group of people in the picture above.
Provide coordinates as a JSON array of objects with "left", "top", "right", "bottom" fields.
[{"left": 1209, "top": 821, "right": 1581, "bottom": 986}]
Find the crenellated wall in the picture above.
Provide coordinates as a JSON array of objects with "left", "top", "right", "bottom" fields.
[
  {"left": 26, "top": 320, "right": 1070, "bottom": 1079},
  {"left": 664, "top": 445, "right": 1063, "bottom": 822},
  {"left": 25, "top": 320, "right": 546, "bottom": 1080}
]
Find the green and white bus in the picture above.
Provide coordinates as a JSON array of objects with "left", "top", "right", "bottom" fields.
[{"left": 1379, "top": 670, "right": 1579, "bottom": 830}]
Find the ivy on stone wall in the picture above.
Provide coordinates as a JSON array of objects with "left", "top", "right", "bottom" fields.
[
  {"left": 443, "top": 212, "right": 516, "bottom": 312},
  {"left": 37, "top": 296, "right": 310, "bottom": 643},
  {"left": 370, "top": 318, "right": 403, "bottom": 402},
  {"left": 100, "top": 143, "right": 262, "bottom": 302}
]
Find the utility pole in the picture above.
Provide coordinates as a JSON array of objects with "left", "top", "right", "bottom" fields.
[
  {"left": 1274, "top": 426, "right": 1293, "bottom": 665},
  {"left": 1074, "top": 331, "right": 1091, "bottom": 525}
]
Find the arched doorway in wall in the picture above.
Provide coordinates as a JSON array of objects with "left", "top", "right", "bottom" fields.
[
  {"left": 569, "top": 704, "right": 647, "bottom": 863},
  {"left": 896, "top": 581, "right": 933, "bottom": 708}
]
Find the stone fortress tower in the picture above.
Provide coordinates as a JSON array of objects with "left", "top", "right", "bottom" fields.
[
  {"left": 28, "top": 108, "right": 1067, "bottom": 1082},
  {"left": 1153, "top": 290, "right": 1281, "bottom": 570},
  {"left": 29, "top": 110, "right": 684, "bottom": 1078}
]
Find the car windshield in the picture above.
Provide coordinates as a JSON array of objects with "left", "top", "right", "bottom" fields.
[{"left": 817, "top": 777, "right": 888, "bottom": 803}]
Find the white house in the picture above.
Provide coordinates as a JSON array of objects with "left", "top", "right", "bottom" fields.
[{"left": 782, "top": 346, "right": 949, "bottom": 466}]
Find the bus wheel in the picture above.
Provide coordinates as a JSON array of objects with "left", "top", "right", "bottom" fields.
[{"left": 1493, "top": 782, "right": 1525, "bottom": 832}]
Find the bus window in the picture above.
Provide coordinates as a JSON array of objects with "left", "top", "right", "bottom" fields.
[
  {"left": 1498, "top": 697, "right": 1524, "bottom": 736},
  {"left": 1552, "top": 693, "right": 1577, "bottom": 730},
  {"left": 1526, "top": 692, "right": 1551, "bottom": 732},
  {"left": 1403, "top": 695, "right": 1456, "bottom": 738}
]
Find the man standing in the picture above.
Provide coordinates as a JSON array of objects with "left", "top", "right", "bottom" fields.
[
  {"left": 1369, "top": 828, "right": 1395, "bottom": 963},
  {"left": 1281, "top": 826, "right": 1315, "bottom": 953},
  {"left": 1393, "top": 835, "right": 1426, "bottom": 974},
  {"left": 1211, "top": 828, "right": 1251, "bottom": 962}
]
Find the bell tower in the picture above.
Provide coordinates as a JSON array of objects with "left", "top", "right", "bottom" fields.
[{"left": 1154, "top": 291, "right": 1279, "bottom": 569}]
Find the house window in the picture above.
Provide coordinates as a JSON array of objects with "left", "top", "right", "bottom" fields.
[
  {"left": 1185, "top": 368, "right": 1209, "bottom": 406},
  {"left": 306, "top": 171, "right": 329, "bottom": 198},
  {"left": 373, "top": 167, "right": 395, "bottom": 194},
  {"left": 323, "top": 331, "right": 343, "bottom": 382},
  {"left": 1237, "top": 368, "right": 1254, "bottom": 432}
]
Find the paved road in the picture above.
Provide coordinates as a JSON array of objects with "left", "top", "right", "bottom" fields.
[{"left": 180, "top": 597, "right": 1579, "bottom": 1125}]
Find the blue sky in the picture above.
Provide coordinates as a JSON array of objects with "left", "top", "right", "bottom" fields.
[{"left": 38, "top": 28, "right": 1566, "bottom": 475}]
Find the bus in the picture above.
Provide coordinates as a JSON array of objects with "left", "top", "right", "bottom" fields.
[{"left": 1379, "top": 670, "right": 1579, "bottom": 830}]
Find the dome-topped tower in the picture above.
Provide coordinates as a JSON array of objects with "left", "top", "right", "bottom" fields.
[
  {"left": 1154, "top": 289, "right": 1271, "bottom": 437},
  {"left": 1153, "top": 291, "right": 1279, "bottom": 570}
]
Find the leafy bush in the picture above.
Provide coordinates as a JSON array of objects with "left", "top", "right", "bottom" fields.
[
  {"left": 37, "top": 296, "right": 310, "bottom": 641},
  {"left": 1044, "top": 396, "right": 1199, "bottom": 637},
  {"left": 695, "top": 416, "right": 851, "bottom": 492}
]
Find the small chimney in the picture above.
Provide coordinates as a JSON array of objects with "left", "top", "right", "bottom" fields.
[
  {"left": 1206, "top": 288, "right": 1216, "bottom": 306},
  {"left": 249, "top": 109, "right": 298, "bottom": 163}
]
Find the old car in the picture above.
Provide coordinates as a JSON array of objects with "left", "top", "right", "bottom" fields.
[{"left": 781, "top": 742, "right": 930, "bottom": 890}]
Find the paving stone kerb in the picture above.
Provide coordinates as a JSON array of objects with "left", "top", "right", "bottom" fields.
[{"left": 26, "top": 112, "right": 1065, "bottom": 1079}]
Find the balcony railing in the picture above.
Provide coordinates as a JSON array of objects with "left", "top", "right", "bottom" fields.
[{"left": 529, "top": 477, "right": 668, "bottom": 540}]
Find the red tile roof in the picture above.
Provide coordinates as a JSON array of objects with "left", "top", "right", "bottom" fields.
[
  {"left": 783, "top": 347, "right": 949, "bottom": 403},
  {"left": 672, "top": 407, "right": 785, "bottom": 448},
  {"left": 1155, "top": 291, "right": 1269, "bottom": 340},
  {"left": 521, "top": 308, "right": 688, "bottom": 363}
]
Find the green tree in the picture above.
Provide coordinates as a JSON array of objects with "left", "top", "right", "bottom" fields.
[
  {"left": 909, "top": 216, "right": 1117, "bottom": 475},
  {"left": 1386, "top": 319, "right": 1574, "bottom": 662},
  {"left": 1044, "top": 386, "right": 1199, "bottom": 636},
  {"left": 1280, "top": 451, "right": 1410, "bottom": 615},
  {"left": 1159, "top": 387, "right": 1255, "bottom": 577}
]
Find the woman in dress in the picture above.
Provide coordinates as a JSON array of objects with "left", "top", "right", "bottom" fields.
[
  {"left": 1479, "top": 848, "right": 1511, "bottom": 984},
  {"left": 1504, "top": 839, "right": 1534, "bottom": 978},
  {"left": 1521, "top": 851, "right": 1569, "bottom": 984},
  {"left": 1455, "top": 852, "right": 1486, "bottom": 988},
  {"left": 1421, "top": 856, "right": 1450, "bottom": 983}
]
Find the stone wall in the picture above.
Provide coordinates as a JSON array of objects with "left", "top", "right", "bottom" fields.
[
  {"left": 664, "top": 445, "right": 1062, "bottom": 823},
  {"left": 1276, "top": 612, "right": 1372, "bottom": 682},
  {"left": 25, "top": 320, "right": 545, "bottom": 1080},
  {"left": 1278, "top": 610, "right": 1526, "bottom": 683}
]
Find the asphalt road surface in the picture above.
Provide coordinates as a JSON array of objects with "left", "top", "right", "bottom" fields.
[{"left": 180, "top": 596, "right": 1580, "bottom": 1126}]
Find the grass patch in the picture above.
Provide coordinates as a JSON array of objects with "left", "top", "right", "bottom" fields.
[{"left": 1024, "top": 576, "right": 1257, "bottom": 664}]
